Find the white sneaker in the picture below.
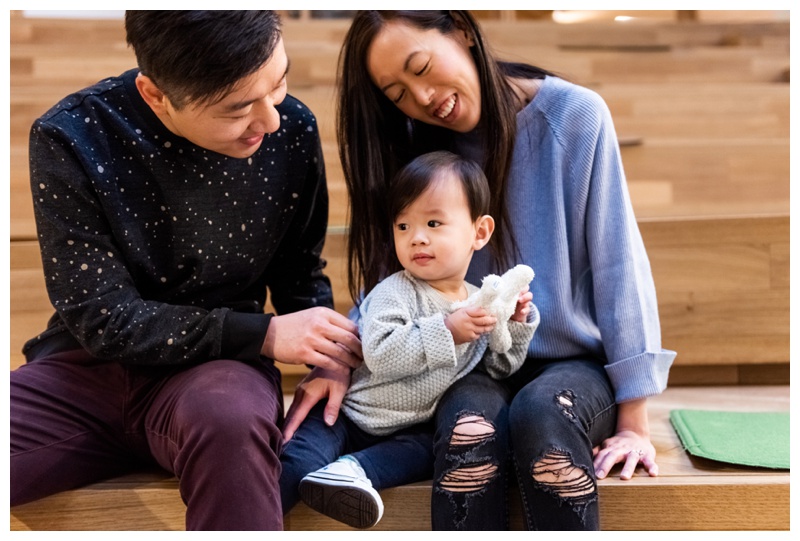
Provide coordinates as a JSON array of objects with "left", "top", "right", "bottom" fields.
[{"left": 298, "top": 456, "right": 384, "bottom": 529}]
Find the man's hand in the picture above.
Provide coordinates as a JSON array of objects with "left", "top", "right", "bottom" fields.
[
  {"left": 283, "top": 367, "right": 351, "bottom": 441},
  {"left": 445, "top": 307, "right": 496, "bottom": 345},
  {"left": 261, "top": 307, "right": 362, "bottom": 372}
]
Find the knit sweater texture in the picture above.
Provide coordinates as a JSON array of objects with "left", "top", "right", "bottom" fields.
[
  {"left": 459, "top": 77, "right": 676, "bottom": 403},
  {"left": 342, "top": 270, "right": 539, "bottom": 435},
  {"left": 23, "top": 69, "right": 332, "bottom": 365}
]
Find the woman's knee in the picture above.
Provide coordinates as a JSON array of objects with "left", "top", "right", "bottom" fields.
[
  {"left": 508, "top": 385, "right": 603, "bottom": 513},
  {"left": 510, "top": 387, "right": 580, "bottom": 434},
  {"left": 436, "top": 412, "right": 501, "bottom": 493},
  {"left": 432, "top": 372, "right": 511, "bottom": 495}
]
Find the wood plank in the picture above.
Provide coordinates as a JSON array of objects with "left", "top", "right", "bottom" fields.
[
  {"left": 596, "top": 82, "right": 789, "bottom": 139},
  {"left": 10, "top": 385, "right": 790, "bottom": 531},
  {"left": 10, "top": 213, "right": 790, "bottom": 376},
  {"left": 11, "top": 24, "right": 789, "bottom": 89},
  {"left": 640, "top": 215, "right": 789, "bottom": 366},
  {"left": 12, "top": 17, "right": 789, "bottom": 50},
  {"left": 10, "top": 474, "right": 187, "bottom": 531},
  {"left": 278, "top": 18, "right": 790, "bottom": 50},
  {"left": 286, "top": 478, "right": 790, "bottom": 531},
  {"left": 10, "top": 15, "right": 789, "bottom": 240}
]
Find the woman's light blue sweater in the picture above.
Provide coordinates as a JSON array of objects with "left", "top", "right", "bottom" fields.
[{"left": 463, "top": 77, "right": 676, "bottom": 403}]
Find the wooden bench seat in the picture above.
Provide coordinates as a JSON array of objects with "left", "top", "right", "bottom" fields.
[
  {"left": 13, "top": 15, "right": 789, "bottom": 51},
  {"left": 10, "top": 385, "right": 790, "bottom": 531}
]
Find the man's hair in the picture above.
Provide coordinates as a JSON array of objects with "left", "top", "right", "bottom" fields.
[{"left": 125, "top": 11, "right": 282, "bottom": 109}]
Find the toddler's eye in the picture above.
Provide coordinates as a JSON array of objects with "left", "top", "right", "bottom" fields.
[{"left": 427, "top": 220, "right": 441, "bottom": 227}]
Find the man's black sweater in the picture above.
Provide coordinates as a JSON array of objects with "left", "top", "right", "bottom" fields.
[{"left": 24, "top": 69, "right": 332, "bottom": 366}]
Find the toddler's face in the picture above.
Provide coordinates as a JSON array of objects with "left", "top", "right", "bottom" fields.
[{"left": 393, "top": 171, "right": 485, "bottom": 291}]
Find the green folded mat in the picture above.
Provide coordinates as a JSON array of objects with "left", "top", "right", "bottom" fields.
[{"left": 670, "top": 409, "right": 790, "bottom": 469}]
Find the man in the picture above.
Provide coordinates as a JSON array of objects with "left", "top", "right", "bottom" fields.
[{"left": 10, "top": 11, "right": 359, "bottom": 530}]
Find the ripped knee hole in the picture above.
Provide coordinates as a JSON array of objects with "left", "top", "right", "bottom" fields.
[
  {"left": 556, "top": 390, "right": 577, "bottom": 420},
  {"left": 532, "top": 450, "right": 595, "bottom": 499},
  {"left": 438, "top": 462, "right": 499, "bottom": 493},
  {"left": 449, "top": 414, "right": 495, "bottom": 447}
]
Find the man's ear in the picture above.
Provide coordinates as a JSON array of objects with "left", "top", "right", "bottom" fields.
[
  {"left": 135, "top": 73, "right": 170, "bottom": 115},
  {"left": 473, "top": 215, "right": 495, "bottom": 251}
]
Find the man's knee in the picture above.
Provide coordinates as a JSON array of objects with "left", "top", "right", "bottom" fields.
[{"left": 170, "top": 365, "right": 282, "bottom": 449}]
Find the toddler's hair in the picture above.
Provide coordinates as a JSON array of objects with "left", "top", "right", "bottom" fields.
[{"left": 388, "top": 151, "right": 491, "bottom": 224}]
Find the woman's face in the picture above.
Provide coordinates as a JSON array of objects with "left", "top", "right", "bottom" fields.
[{"left": 367, "top": 20, "right": 481, "bottom": 133}]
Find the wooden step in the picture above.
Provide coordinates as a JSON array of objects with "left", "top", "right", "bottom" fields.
[
  {"left": 10, "top": 15, "right": 790, "bottom": 240},
  {"left": 9, "top": 385, "right": 790, "bottom": 531},
  {"left": 594, "top": 82, "right": 789, "bottom": 140},
  {"left": 13, "top": 16, "right": 789, "bottom": 51},
  {"left": 9, "top": 133, "right": 791, "bottom": 239},
  {"left": 10, "top": 213, "right": 789, "bottom": 389},
  {"left": 10, "top": 80, "right": 790, "bottom": 238}
]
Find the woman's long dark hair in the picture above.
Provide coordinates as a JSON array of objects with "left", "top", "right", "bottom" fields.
[{"left": 338, "top": 10, "right": 551, "bottom": 304}]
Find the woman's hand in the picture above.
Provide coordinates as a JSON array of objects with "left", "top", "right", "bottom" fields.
[
  {"left": 592, "top": 398, "right": 659, "bottom": 480},
  {"left": 593, "top": 430, "right": 658, "bottom": 480},
  {"left": 282, "top": 366, "right": 351, "bottom": 441}
]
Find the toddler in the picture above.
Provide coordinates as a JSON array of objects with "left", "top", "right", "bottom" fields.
[{"left": 279, "top": 151, "right": 539, "bottom": 528}]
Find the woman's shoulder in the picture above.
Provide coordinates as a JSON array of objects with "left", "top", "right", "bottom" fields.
[
  {"left": 524, "top": 76, "right": 612, "bottom": 140},
  {"left": 538, "top": 76, "right": 604, "bottom": 104},
  {"left": 538, "top": 77, "right": 609, "bottom": 119}
]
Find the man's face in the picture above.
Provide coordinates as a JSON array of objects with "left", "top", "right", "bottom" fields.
[{"left": 157, "top": 38, "right": 289, "bottom": 159}]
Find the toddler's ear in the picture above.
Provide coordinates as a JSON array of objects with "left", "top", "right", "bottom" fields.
[{"left": 473, "top": 215, "right": 495, "bottom": 250}]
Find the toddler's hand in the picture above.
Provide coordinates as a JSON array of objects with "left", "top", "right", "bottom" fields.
[
  {"left": 445, "top": 307, "right": 496, "bottom": 345},
  {"left": 510, "top": 288, "right": 533, "bottom": 323}
]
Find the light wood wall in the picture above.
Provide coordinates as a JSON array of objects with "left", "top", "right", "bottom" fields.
[{"left": 8, "top": 13, "right": 790, "bottom": 385}]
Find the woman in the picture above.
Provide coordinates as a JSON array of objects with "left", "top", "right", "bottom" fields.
[{"left": 334, "top": 11, "right": 675, "bottom": 530}]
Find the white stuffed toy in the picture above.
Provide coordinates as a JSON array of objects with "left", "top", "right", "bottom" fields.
[{"left": 452, "top": 264, "right": 535, "bottom": 353}]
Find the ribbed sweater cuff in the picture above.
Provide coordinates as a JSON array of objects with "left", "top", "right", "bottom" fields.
[
  {"left": 605, "top": 349, "right": 676, "bottom": 403},
  {"left": 221, "top": 311, "right": 273, "bottom": 363}
]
